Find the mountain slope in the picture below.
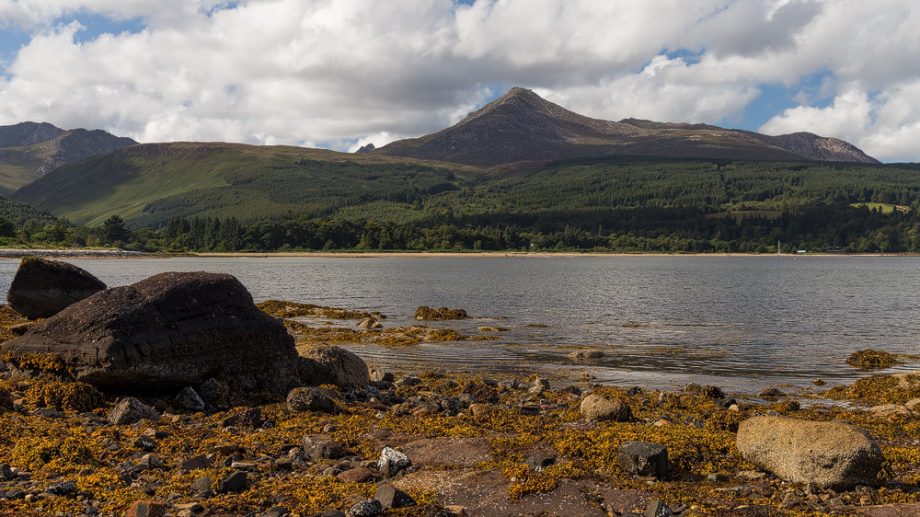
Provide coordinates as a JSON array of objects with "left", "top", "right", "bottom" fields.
[
  {"left": 375, "top": 88, "right": 879, "bottom": 165},
  {"left": 0, "top": 124, "right": 137, "bottom": 193},
  {"left": 12, "top": 143, "right": 479, "bottom": 227}
]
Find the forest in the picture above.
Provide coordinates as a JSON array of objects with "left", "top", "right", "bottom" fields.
[{"left": 6, "top": 157, "right": 920, "bottom": 253}]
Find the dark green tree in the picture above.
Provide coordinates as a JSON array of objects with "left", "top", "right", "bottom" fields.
[{"left": 101, "top": 215, "right": 131, "bottom": 245}]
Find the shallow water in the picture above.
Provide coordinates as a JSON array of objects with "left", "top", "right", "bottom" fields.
[{"left": 1, "top": 255, "right": 918, "bottom": 393}]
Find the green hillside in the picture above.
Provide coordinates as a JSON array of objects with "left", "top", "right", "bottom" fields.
[{"left": 13, "top": 143, "right": 481, "bottom": 227}]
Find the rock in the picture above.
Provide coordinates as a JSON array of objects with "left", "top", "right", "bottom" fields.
[
  {"left": 644, "top": 500, "right": 673, "bottom": 517},
  {"left": 378, "top": 447, "right": 411, "bottom": 477},
  {"left": 759, "top": 387, "right": 784, "bottom": 399},
  {"left": 45, "top": 480, "right": 76, "bottom": 495},
  {"left": 6, "top": 258, "right": 106, "bottom": 319},
  {"left": 199, "top": 378, "right": 231, "bottom": 409},
  {"left": 685, "top": 384, "right": 725, "bottom": 399},
  {"left": 337, "top": 467, "right": 375, "bottom": 483},
  {"left": 9, "top": 322, "right": 33, "bottom": 336},
  {"left": 907, "top": 398, "right": 920, "bottom": 412},
  {"left": 468, "top": 403, "right": 495, "bottom": 418},
  {"left": 618, "top": 441, "right": 668, "bottom": 479},
  {"left": 296, "top": 344, "right": 369, "bottom": 388},
  {"left": 568, "top": 350, "right": 603, "bottom": 360},
  {"left": 369, "top": 369, "right": 393, "bottom": 383},
  {"left": 0, "top": 464, "right": 13, "bottom": 481},
  {"left": 525, "top": 452, "right": 556, "bottom": 471},
  {"left": 736, "top": 416, "right": 883, "bottom": 489},
  {"left": 190, "top": 476, "right": 214, "bottom": 497},
  {"left": 217, "top": 471, "right": 247, "bottom": 493},
  {"left": 302, "top": 434, "right": 346, "bottom": 461},
  {"left": 222, "top": 407, "right": 263, "bottom": 428},
  {"left": 180, "top": 455, "right": 212, "bottom": 472},
  {"left": 347, "top": 499, "right": 383, "bottom": 517},
  {"left": 529, "top": 377, "right": 550, "bottom": 395},
  {"left": 108, "top": 397, "right": 159, "bottom": 425},
  {"left": 580, "top": 393, "right": 633, "bottom": 422},
  {"left": 414, "top": 306, "right": 468, "bottom": 321},
  {"left": 2, "top": 272, "right": 301, "bottom": 403},
  {"left": 286, "top": 387, "right": 336, "bottom": 413},
  {"left": 374, "top": 484, "right": 416, "bottom": 509},
  {"left": 174, "top": 387, "right": 205, "bottom": 412},
  {"left": 133, "top": 435, "right": 156, "bottom": 451},
  {"left": 356, "top": 317, "right": 382, "bottom": 330},
  {"left": 126, "top": 500, "right": 167, "bottom": 517},
  {"left": 258, "top": 507, "right": 290, "bottom": 517}
]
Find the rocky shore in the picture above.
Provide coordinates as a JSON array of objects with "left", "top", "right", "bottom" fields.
[{"left": 0, "top": 259, "right": 918, "bottom": 516}]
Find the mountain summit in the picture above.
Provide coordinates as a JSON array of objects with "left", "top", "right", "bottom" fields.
[{"left": 375, "top": 88, "right": 878, "bottom": 165}]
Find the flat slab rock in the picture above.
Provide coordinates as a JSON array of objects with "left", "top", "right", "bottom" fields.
[
  {"left": 392, "top": 469, "right": 652, "bottom": 517},
  {"left": 399, "top": 437, "right": 492, "bottom": 468}
]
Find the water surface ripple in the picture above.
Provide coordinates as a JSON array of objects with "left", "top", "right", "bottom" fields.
[{"left": 1, "top": 255, "right": 917, "bottom": 392}]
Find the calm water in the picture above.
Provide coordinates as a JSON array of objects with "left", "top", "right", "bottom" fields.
[{"left": 1, "top": 255, "right": 918, "bottom": 393}]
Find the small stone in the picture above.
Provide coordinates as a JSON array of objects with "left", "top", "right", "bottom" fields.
[
  {"left": 759, "top": 387, "right": 784, "bottom": 400},
  {"left": 336, "top": 467, "right": 375, "bottom": 483},
  {"left": 190, "top": 476, "right": 214, "bottom": 497},
  {"left": 528, "top": 377, "right": 550, "bottom": 395},
  {"left": 525, "top": 452, "right": 556, "bottom": 471},
  {"left": 222, "top": 407, "right": 262, "bottom": 428},
  {"left": 0, "top": 464, "right": 14, "bottom": 481},
  {"left": 519, "top": 404, "right": 540, "bottom": 415},
  {"left": 468, "top": 403, "right": 495, "bottom": 417},
  {"left": 138, "top": 453, "right": 164, "bottom": 470},
  {"left": 217, "top": 471, "right": 247, "bottom": 493},
  {"left": 174, "top": 387, "right": 206, "bottom": 412},
  {"left": 370, "top": 370, "right": 394, "bottom": 383},
  {"left": 286, "top": 387, "right": 336, "bottom": 413},
  {"left": 377, "top": 447, "right": 411, "bottom": 477},
  {"left": 133, "top": 435, "right": 156, "bottom": 451},
  {"left": 45, "top": 480, "right": 76, "bottom": 495},
  {"left": 347, "top": 499, "right": 383, "bottom": 517},
  {"left": 619, "top": 442, "right": 668, "bottom": 479},
  {"left": 374, "top": 484, "right": 416, "bottom": 509},
  {"left": 580, "top": 393, "right": 633, "bottom": 422},
  {"left": 108, "top": 397, "right": 159, "bottom": 425},
  {"left": 126, "top": 500, "right": 167, "bottom": 517},
  {"left": 395, "top": 376, "right": 422, "bottom": 387},
  {"left": 180, "top": 455, "right": 212, "bottom": 472},
  {"left": 644, "top": 499, "right": 673, "bottom": 517},
  {"left": 302, "top": 435, "right": 346, "bottom": 461}
]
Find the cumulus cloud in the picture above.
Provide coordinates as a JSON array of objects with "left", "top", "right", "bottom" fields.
[{"left": 0, "top": 0, "right": 917, "bottom": 160}]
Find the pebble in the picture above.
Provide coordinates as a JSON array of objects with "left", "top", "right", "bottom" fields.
[
  {"left": 217, "top": 470, "right": 247, "bottom": 493},
  {"left": 347, "top": 499, "right": 383, "bottom": 517}
]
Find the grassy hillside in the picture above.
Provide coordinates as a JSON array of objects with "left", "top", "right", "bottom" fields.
[
  {"left": 0, "top": 147, "right": 45, "bottom": 194},
  {"left": 14, "top": 143, "right": 481, "bottom": 227}
]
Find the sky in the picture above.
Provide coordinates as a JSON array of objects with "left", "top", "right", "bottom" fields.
[{"left": 0, "top": 0, "right": 918, "bottom": 162}]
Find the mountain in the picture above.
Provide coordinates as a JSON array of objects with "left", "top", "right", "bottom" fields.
[
  {"left": 375, "top": 87, "right": 879, "bottom": 166},
  {"left": 12, "top": 142, "right": 478, "bottom": 227},
  {"left": 0, "top": 122, "right": 137, "bottom": 193}
]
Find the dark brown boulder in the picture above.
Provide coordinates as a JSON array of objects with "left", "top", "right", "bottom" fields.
[
  {"left": 7, "top": 257, "right": 106, "bottom": 319},
  {"left": 1, "top": 272, "right": 300, "bottom": 403}
]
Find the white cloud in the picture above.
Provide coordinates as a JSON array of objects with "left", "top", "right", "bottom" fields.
[
  {"left": 0, "top": 0, "right": 917, "bottom": 160},
  {"left": 761, "top": 81, "right": 920, "bottom": 162}
]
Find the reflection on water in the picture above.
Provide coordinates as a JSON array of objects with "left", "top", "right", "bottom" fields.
[{"left": 1, "top": 255, "right": 918, "bottom": 393}]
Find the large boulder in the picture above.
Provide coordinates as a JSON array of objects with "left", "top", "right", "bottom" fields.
[
  {"left": 7, "top": 258, "right": 106, "bottom": 319},
  {"left": 1, "top": 272, "right": 301, "bottom": 403},
  {"left": 736, "top": 416, "right": 883, "bottom": 489},
  {"left": 296, "top": 344, "right": 369, "bottom": 388}
]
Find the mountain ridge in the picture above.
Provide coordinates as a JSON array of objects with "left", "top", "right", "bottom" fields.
[
  {"left": 375, "top": 87, "right": 878, "bottom": 166},
  {"left": 0, "top": 122, "right": 137, "bottom": 192}
]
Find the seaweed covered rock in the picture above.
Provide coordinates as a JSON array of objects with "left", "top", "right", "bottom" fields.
[
  {"left": 414, "top": 306, "right": 468, "bottom": 321},
  {"left": 1, "top": 272, "right": 301, "bottom": 403},
  {"left": 736, "top": 416, "right": 883, "bottom": 489},
  {"left": 6, "top": 258, "right": 106, "bottom": 319},
  {"left": 297, "top": 344, "right": 369, "bottom": 388}
]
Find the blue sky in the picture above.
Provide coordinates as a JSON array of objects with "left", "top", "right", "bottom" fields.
[{"left": 0, "top": 1, "right": 917, "bottom": 162}]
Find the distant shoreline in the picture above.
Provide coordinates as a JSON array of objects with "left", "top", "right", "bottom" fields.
[{"left": 0, "top": 249, "right": 916, "bottom": 259}]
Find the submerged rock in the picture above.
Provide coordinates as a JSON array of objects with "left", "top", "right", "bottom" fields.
[
  {"left": 414, "top": 306, "right": 468, "bottom": 321},
  {"left": 2, "top": 272, "right": 301, "bottom": 403},
  {"left": 736, "top": 416, "right": 883, "bottom": 489},
  {"left": 6, "top": 258, "right": 106, "bottom": 319}
]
